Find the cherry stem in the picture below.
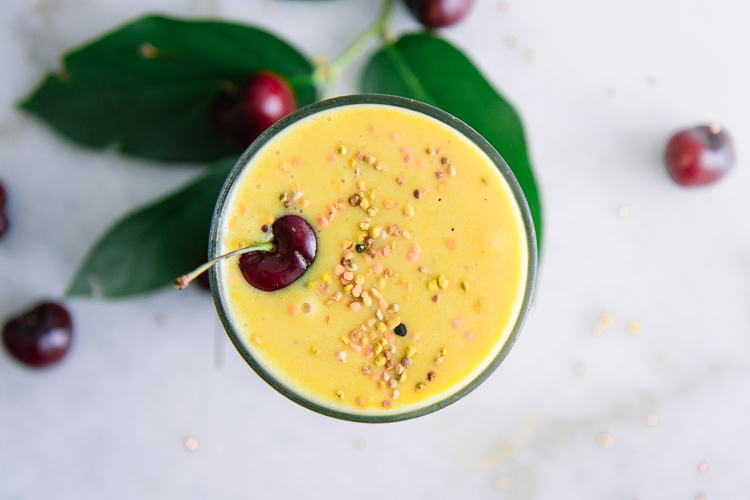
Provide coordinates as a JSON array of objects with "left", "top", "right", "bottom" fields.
[
  {"left": 313, "top": 0, "right": 395, "bottom": 97},
  {"left": 174, "top": 241, "right": 274, "bottom": 290}
]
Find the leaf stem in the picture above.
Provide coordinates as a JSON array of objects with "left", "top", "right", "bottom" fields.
[
  {"left": 174, "top": 241, "right": 274, "bottom": 290},
  {"left": 314, "top": 0, "right": 395, "bottom": 97}
]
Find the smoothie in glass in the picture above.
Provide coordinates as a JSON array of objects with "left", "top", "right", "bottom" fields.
[{"left": 209, "top": 95, "right": 536, "bottom": 422}]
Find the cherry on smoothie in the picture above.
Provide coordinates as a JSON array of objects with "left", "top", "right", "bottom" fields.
[
  {"left": 211, "top": 71, "right": 297, "bottom": 150},
  {"left": 2, "top": 302, "right": 73, "bottom": 367},
  {"left": 404, "top": 0, "right": 475, "bottom": 29},
  {"left": 239, "top": 215, "right": 317, "bottom": 292},
  {"left": 175, "top": 215, "right": 316, "bottom": 292},
  {"left": 0, "top": 181, "right": 8, "bottom": 239},
  {"left": 664, "top": 124, "right": 735, "bottom": 186}
]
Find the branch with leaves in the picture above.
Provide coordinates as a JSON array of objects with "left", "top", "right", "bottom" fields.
[{"left": 18, "top": 2, "right": 542, "bottom": 299}]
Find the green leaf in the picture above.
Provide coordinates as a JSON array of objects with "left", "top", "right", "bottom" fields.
[
  {"left": 66, "top": 157, "right": 236, "bottom": 298},
  {"left": 361, "top": 33, "right": 542, "bottom": 250},
  {"left": 19, "top": 15, "right": 316, "bottom": 163}
]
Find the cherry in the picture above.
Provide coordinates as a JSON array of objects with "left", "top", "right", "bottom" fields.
[
  {"left": 239, "top": 215, "right": 317, "bottom": 292},
  {"left": 0, "top": 181, "right": 8, "bottom": 240},
  {"left": 664, "top": 124, "right": 735, "bottom": 186},
  {"left": 174, "top": 215, "right": 317, "bottom": 292},
  {"left": 211, "top": 71, "right": 297, "bottom": 150},
  {"left": 2, "top": 302, "right": 72, "bottom": 367},
  {"left": 404, "top": 0, "right": 475, "bottom": 29}
]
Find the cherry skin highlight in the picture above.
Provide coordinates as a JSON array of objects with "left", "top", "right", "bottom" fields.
[
  {"left": 404, "top": 0, "right": 475, "bottom": 29},
  {"left": 664, "top": 124, "right": 735, "bottom": 186},
  {"left": 238, "top": 215, "right": 317, "bottom": 292},
  {"left": 2, "top": 302, "right": 73, "bottom": 367},
  {"left": 212, "top": 71, "right": 297, "bottom": 150}
]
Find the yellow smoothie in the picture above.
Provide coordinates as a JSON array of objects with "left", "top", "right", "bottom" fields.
[{"left": 215, "top": 101, "right": 530, "bottom": 417}]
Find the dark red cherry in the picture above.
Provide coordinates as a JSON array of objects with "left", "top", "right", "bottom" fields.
[
  {"left": 239, "top": 215, "right": 317, "bottom": 292},
  {"left": 404, "top": 0, "right": 475, "bottom": 28},
  {"left": 0, "top": 181, "right": 7, "bottom": 239},
  {"left": 212, "top": 71, "right": 297, "bottom": 150},
  {"left": 664, "top": 124, "right": 735, "bottom": 186},
  {"left": 2, "top": 302, "right": 72, "bottom": 367}
]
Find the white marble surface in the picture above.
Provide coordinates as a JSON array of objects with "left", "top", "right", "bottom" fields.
[{"left": 2, "top": 0, "right": 750, "bottom": 498}]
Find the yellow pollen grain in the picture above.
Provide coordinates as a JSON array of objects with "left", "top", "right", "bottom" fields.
[
  {"left": 597, "top": 433, "right": 613, "bottom": 447},
  {"left": 438, "top": 275, "right": 449, "bottom": 289},
  {"left": 492, "top": 478, "right": 507, "bottom": 490},
  {"left": 183, "top": 436, "right": 200, "bottom": 451},
  {"left": 474, "top": 299, "right": 487, "bottom": 312},
  {"left": 593, "top": 313, "right": 613, "bottom": 336},
  {"left": 628, "top": 322, "right": 642, "bottom": 335}
]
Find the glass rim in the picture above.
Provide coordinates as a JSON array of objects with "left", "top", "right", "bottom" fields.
[{"left": 208, "top": 93, "right": 538, "bottom": 423}]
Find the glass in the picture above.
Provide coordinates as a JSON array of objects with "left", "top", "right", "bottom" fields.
[{"left": 208, "top": 94, "right": 537, "bottom": 422}]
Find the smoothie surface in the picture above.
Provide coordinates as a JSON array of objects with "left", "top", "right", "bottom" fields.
[{"left": 217, "top": 103, "right": 529, "bottom": 416}]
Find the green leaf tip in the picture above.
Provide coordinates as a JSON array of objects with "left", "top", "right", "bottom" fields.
[{"left": 65, "top": 157, "right": 237, "bottom": 298}]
